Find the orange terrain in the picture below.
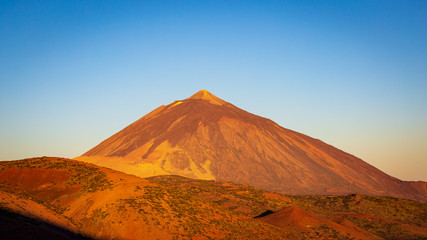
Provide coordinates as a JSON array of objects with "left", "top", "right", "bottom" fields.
[
  {"left": 77, "top": 90, "right": 427, "bottom": 202},
  {"left": 1, "top": 157, "right": 426, "bottom": 240}
]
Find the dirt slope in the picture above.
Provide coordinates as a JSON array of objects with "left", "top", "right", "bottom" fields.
[
  {"left": 258, "top": 206, "right": 379, "bottom": 239},
  {"left": 0, "top": 157, "right": 425, "bottom": 240},
  {"left": 0, "top": 157, "right": 286, "bottom": 239}
]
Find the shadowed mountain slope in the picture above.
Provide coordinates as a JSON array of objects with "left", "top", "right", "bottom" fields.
[
  {"left": 0, "top": 208, "right": 91, "bottom": 240},
  {"left": 77, "top": 90, "right": 427, "bottom": 202}
]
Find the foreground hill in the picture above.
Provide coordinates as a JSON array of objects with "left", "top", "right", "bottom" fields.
[
  {"left": 77, "top": 90, "right": 427, "bottom": 202},
  {"left": 0, "top": 157, "right": 426, "bottom": 239}
]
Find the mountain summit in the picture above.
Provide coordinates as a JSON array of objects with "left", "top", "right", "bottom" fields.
[
  {"left": 76, "top": 90, "right": 427, "bottom": 202},
  {"left": 188, "top": 89, "right": 226, "bottom": 105}
]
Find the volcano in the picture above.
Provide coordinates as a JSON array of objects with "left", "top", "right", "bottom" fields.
[{"left": 76, "top": 90, "right": 427, "bottom": 202}]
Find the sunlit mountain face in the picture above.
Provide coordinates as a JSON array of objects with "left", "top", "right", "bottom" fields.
[{"left": 77, "top": 90, "right": 427, "bottom": 202}]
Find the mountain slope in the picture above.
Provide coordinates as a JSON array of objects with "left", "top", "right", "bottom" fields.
[
  {"left": 1, "top": 157, "right": 426, "bottom": 240},
  {"left": 77, "top": 90, "right": 427, "bottom": 202},
  {"left": 258, "top": 205, "right": 379, "bottom": 239},
  {"left": 0, "top": 157, "right": 287, "bottom": 239}
]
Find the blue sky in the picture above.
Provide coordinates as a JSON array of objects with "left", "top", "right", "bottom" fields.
[{"left": 1, "top": 0, "right": 426, "bottom": 181}]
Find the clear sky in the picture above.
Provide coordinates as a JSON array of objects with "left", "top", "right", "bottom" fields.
[{"left": 1, "top": 0, "right": 426, "bottom": 181}]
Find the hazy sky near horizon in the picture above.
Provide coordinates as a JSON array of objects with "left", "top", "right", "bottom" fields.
[{"left": 1, "top": 1, "right": 426, "bottom": 181}]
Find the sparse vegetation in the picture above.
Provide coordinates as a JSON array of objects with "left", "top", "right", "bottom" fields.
[
  {"left": 0, "top": 157, "right": 112, "bottom": 193},
  {"left": 0, "top": 159, "right": 426, "bottom": 240}
]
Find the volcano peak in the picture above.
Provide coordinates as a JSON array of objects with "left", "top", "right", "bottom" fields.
[
  {"left": 77, "top": 90, "right": 427, "bottom": 202},
  {"left": 188, "top": 90, "right": 226, "bottom": 105}
]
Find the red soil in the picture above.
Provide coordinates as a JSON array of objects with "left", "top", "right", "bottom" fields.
[
  {"left": 0, "top": 168, "right": 82, "bottom": 201},
  {"left": 259, "top": 206, "right": 379, "bottom": 239}
]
